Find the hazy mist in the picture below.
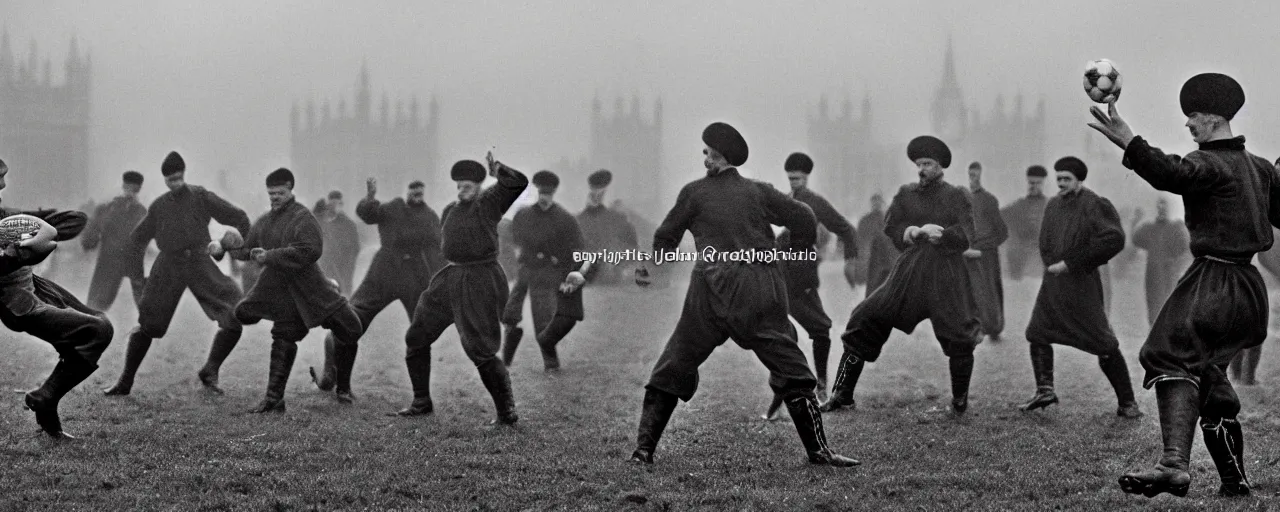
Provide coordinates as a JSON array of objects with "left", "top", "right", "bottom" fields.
[{"left": 6, "top": 0, "right": 1279, "bottom": 217}]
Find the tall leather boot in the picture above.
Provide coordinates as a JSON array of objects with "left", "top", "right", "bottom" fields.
[
  {"left": 477, "top": 359, "right": 518, "bottom": 425},
  {"left": 102, "top": 328, "right": 153, "bottom": 396},
  {"left": 784, "top": 396, "right": 860, "bottom": 467},
  {"left": 249, "top": 339, "right": 296, "bottom": 413},
  {"left": 308, "top": 333, "right": 338, "bottom": 392},
  {"left": 1099, "top": 351, "right": 1142, "bottom": 418},
  {"left": 394, "top": 346, "right": 434, "bottom": 416},
  {"left": 819, "top": 351, "right": 864, "bottom": 412},
  {"left": 501, "top": 324, "right": 523, "bottom": 367},
  {"left": 198, "top": 327, "right": 242, "bottom": 394},
  {"left": 536, "top": 317, "right": 576, "bottom": 373},
  {"left": 629, "top": 388, "right": 679, "bottom": 464},
  {"left": 949, "top": 354, "right": 974, "bottom": 415},
  {"left": 333, "top": 342, "right": 358, "bottom": 404},
  {"left": 1202, "top": 417, "right": 1250, "bottom": 496},
  {"left": 1119, "top": 380, "right": 1198, "bottom": 497},
  {"left": 26, "top": 356, "right": 97, "bottom": 439},
  {"left": 812, "top": 335, "right": 831, "bottom": 402},
  {"left": 1021, "top": 343, "right": 1058, "bottom": 411}
]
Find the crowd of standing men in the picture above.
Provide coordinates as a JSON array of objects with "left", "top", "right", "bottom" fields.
[{"left": 2, "top": 69, "right": 1279, "bottom": 500}]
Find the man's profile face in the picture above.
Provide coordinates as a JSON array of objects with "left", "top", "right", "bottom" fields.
[
  {"left": 268, "top": 184, "right": 293, "bottom": 210},
  {"left": 1056, "top": 171, "right": 1081, "bottom": 194},
  {"left": 915, "top": 158, "right": 943, "bottom": 184}
]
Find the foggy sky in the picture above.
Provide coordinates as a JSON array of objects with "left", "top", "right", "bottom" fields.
[{"left": 6, "top": 0, "right": 1280, "bottom": 216}]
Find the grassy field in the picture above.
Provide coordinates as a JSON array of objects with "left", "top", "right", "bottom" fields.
[{"left": 2, "top": 253, "right": 1278, "bottom": 511}]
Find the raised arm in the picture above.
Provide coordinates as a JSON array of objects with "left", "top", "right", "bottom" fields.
[
  {"left": 1123, "top": 137, "right": 1225, "bottom": 195},
  {"left": 355, "top": 197, "right": 387, "bottom": 225},
  {"left": 478, "top": 162, "right": 529, "bottom": 222},
  {"left": 24, "top": 208, "right": 88, "bottom": 241}
]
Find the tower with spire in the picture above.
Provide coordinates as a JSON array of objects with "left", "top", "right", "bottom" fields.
[
  {"left": 290, "top": 61, "right": 438, "bottom": 204},
  {"left": 805, "top": 94, "right": 896, "bottom": 216},
  {"left": 0, "top": 32, "right": 92, "bottom": 207}
]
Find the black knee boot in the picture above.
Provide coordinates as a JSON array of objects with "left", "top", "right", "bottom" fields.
[
  {"left": 1021, "top": 344, "right": 1058, "bottom": 411},
  {"left": 812, "top": 335, "right": 831, "bottom": 400},
  {"left": 820, "top": 351, "right": 864, "bottom": 412},
  {"left": 630, "top": 388, "right": 679, "bottom": 464},
  {"left": 333, "top": 342, "right": 358, "bottom": 404},
  {"left": 1202, "top": 417, "right": 1250, "bottom": 496},
  {"left": 785, "top": 396, "right": 860, "bottom": 467},
  {"left": 249, "top": 339, "right": 296, "bottom": 413},
  {"left": 477, "top": 359, "right": 518, "bottom": 425},
  {"left": 536, "top": 317, "right": 576, "bottom": 372},
  {"left": 1119, "top": 380, "right": 1198, "bottom": 497},
  {"left": 501, "top": 324, "right": 523, "bottom": 367},
  {"left": 198, "top": 327, "right": 242, "bottom": 394},
  {"left": 1242, "top": 347, "right": 1262, "bottom": 386},
  {"left": 103, "top": 328, "right": 153, "bottom": 396},
  {"left": 26, "top": 356, "right": 97, "bottom": 438},
  {"left": 1099, "top": 351, "right": 1141, "bottom": 418},
  {"left": 949, "top": 354, "right": 974, "bottom": 415},
  {"left": 395, "top": 346, "right": 434, "bottom": 416},
  {"left": 309, "top": 333, "right": 338, "bottom": 392}
]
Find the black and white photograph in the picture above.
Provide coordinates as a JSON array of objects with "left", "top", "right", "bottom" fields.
[{"left": 2, "top": 1, "right": 1280, "bottom": 509}]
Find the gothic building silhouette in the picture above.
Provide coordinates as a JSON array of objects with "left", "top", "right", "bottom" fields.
[
  {"left": 806, "top": 38, "right": 1047, "bottom": 217},
  {"left": 552, "top": 95, "right": 663, "bottom": 213},
  {"left": 290, "top": 63, "right": 438, "bottom": 204},
  {"left": 0, "top": 32, "right": 91, "bottom": 208}
]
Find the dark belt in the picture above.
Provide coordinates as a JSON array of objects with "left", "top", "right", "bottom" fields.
[
  {"left": 447, "top": 257, "right": 497, "bottom": 267},
  {"left": 170, "top": 246, "right": 210, "bottom": 259}
]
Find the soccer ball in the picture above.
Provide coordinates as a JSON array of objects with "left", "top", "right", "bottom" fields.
[{"left": 1084, "top": 59, "right": 1123, "bottom": 103}]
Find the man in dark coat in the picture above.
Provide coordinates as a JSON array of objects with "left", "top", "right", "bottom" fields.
[
  {"left": 821, "top": 135, "right": 980, "bottom": 417},
  {"left": 1133, "top": 197, "right": 1191, "bottom": 327},
  {"left": 81, "top": 171, "right": 149, "bottom": 312},
  {"left": 763, "top": 152, "right": 858, "bottom": 419},
  {"left": 628, "top": 122, "right": 857, "bottom": 467},
  {"left": 0, "top": 158, "right": 113, "bottom": 438},
  {"left": 1019, "top": 157, "right": 1139, "bottom": 418},
  {"left": 102, "top": 151, "right": 250, "bottom": 396},
  {"left": 857, "top": 193, "right": 898, "bottom": 297},
  {"left": 499, "top": 170, "right": 588, "bottom": 371},
  {"left": 315, "top": 190, "right": 361, "bottom": 296},
  {"left": 399, "top": 155, "right": 528, "bottom": 423},
  {"left": 1091, "top": 73, "right": 1275, "bottom": 498},
  {"left": 218, "top": 169, "right": 362, "bottom": 412},
  {"left": 577, "top": 169, "right": 640, "bottom": 285},
  {"left": 1001, "top": 166, "right": 1050, "bottom": 280},
  {"left": 309, "top": 179, "right": 443, "bottom": 401},
  {"left": 965, "top": 162, "right": 1009, "bottom": 341}
]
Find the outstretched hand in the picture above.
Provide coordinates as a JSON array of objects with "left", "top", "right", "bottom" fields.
[{"left": 1087, "top": 102, "right": 1136, "bottom": 150}]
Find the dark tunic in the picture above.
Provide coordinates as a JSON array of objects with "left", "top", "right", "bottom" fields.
[
  {"left": 1124, "top": 136, "right": 1278, "bottom": 400},
  {"left": 405, "top": 164, "right": 528, "bottom": 367},
  {"left": 230, "top": 199, "right": 350, "bottom": 327},
  {"left": 348, "top": 197, "right": 443, "bottom": 326},
  {"left": 318, "top": 212, "right": 360, "bottom": 296},
  {"left": 577, "top": 204, "right": 639, "bottom": 285},
  {"left": 1024, "top": 188, "right": 1125, "bottom": 355},
  {"left": 81, "top": 196, "right": 148, "bottom": 311},
  {"left": 645, "top": 168, "right": 819, "bottom": 402},
  {"left": 774, "top": 187, "right": 857, "bottom": 339},
  {"left": 130, "top": 185, "right": 250, "bottom": 337},
  {"left": 842, "top": 180, "right": 979, "bottom": 361},
  {"left": 507, "top": 202, "right": 585, "bottom": 326},
  {"left": 1133, "top": 218, "right": 1190, "bottom": 326},
  {"left": 966, "top": 187, "right": 1008, "bottom": 336},
  {"left": 1000, "top": 194, "right": 1048, "bottom": 280},
  {"left": 856, "top": 209, "right": 899, "bottom": 295},
  {"left": 0, "top": 205, "right": 113, "bottom": 366}
]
